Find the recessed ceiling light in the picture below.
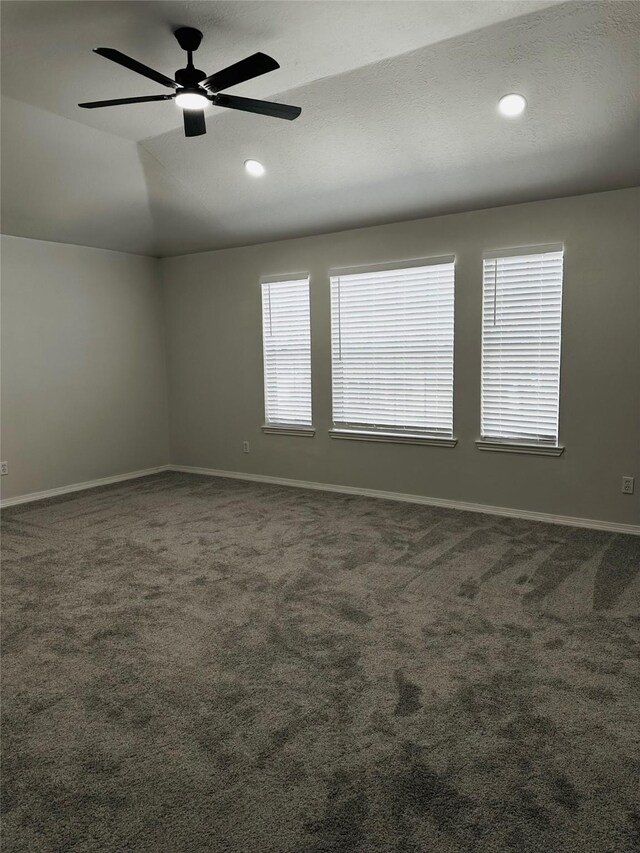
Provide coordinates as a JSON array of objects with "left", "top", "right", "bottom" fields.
[
  {"left": 498, "top": 93, "right": 527, "bottom": 117},
  {"left": 175, "top": 90, "right": 209, "bottom": 110},
  {"left": 244, "top": 159, "right": 265, "bottom": 177}
]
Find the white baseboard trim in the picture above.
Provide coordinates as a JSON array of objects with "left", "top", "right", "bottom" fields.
[
  {"left": 0, "top": 466, "right": 171, "bottom": 508},
  {"left": 169, "top": 464, "right": 640, "bottom": 536},
  {"left": 2, "top": 462, "right": 636, "bottom": 535}
]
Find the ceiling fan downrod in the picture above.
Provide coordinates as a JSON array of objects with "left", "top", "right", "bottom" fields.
[{"left": 173, "top": 27, "right": 206, "bottom": 88}]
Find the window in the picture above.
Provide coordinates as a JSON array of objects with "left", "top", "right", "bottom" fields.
[
  {"left": 330, "top": 258, "right": 455, "bottom": 442},
  {"left": 261, "top": 275, "right": 312, "bottom": 428},
  {"left": 480, "top": 246, "right": 564, "bottom": 449}
]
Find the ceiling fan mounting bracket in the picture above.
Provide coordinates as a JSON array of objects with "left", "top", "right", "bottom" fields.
[{"left": 174, "top": 27, "right": 203, "bottom": 53}]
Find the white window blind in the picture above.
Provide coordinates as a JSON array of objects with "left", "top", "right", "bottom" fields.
[
  {"left": 481, "top": 247, "right": 564, "bottom": 445},
  {"left": 330, "top": 259, "right": 455, "bottom": 436},
  {"left": 261, "top": 276, "right": 312, "bottom": 426}
]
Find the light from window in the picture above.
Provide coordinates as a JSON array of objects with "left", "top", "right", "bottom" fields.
[
  {"left": 261, "top": 276, "right": 312, "bottom": 427},
  {"left": 330, "top": 258, "right": 455, "bottom": 437},
  {"left": 481, "top": 246, "right": 564, "bottom": 445}
]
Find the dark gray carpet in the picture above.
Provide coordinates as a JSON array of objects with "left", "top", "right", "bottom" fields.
[{"left": 2, "top": 472, "right": 639, "bottom": 853}]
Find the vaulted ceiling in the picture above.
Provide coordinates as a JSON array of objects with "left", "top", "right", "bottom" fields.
[{"left": 2, "top": 0, "right": 639, "bottom": 257}]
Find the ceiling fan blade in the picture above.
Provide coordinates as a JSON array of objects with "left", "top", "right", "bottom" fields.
[
  {"left": 201, "top": 52, "right": 279, "bottom": 93},
  {"left": 214, "top": 94, "right": 301, "bottom": 121},
  {"left": 94, "top": 48, "right": 178, "bottom": 89},
  {"left": 183, "top": 109, "right": 206, "bottom": 137},
  {"left": 79, "top": 95, "right": 175, "bottom": 109}
]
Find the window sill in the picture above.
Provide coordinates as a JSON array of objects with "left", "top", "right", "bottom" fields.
[
  {"left": 475, "top": 439, "right": 564, "bottom": 457},
  {"left": 262, "top": 425, "right": 315, "bottom": 437},
  {"left": 329, "top": 429, "right": 457, "bottom": 448}
]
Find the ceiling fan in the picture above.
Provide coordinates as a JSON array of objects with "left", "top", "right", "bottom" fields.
[{"left": 78, "top": 27, "right": 301, "bottom": 137}]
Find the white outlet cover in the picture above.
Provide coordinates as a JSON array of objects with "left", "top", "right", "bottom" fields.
[{"left": 622, "top": 476, "right": 635, "bottom": 494}]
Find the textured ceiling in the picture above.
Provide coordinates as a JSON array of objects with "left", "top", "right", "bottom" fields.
[
  {"left": 1, "top": 0, "right": 555, "bottom": 142},
  {"left": 1, "top": 0, "right": 639, "bottom": 257}
]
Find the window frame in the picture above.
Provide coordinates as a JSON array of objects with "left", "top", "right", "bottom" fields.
[
  {"left": 477, "top": 243, "right": 565, "bottom": 456},
  {"left": 260, "top": 272, "right": 314, "bottom": 435},
  {"left": 328, "top": 255, "right": 457, "bottom": 447}
]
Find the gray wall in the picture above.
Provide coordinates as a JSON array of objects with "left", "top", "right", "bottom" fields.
[
  {"left": 2, "top": 190, "right": 638, "bottom": 524},
  {"left": 161, "top": 188, "right": 640, "bottom": 527},
  {"left": 1, "top": 235, "right": 169, "bottom": 499}
]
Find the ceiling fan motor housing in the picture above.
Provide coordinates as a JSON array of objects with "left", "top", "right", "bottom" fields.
[{"left": 175, "top": 66, "right": 206, "bottom": 88}]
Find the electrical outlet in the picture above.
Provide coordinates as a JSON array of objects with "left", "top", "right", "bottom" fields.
[
  {"left": 242, "top": 441, "right": 250, "bottom": 454},
  {"left": 622, "top": 476, "right": 634, "bottom": 495},
  {"left": 0, "top": 461, "right": 8, "bottom": 476}
]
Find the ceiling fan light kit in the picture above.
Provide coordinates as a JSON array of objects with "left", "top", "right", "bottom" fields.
[
  {"left": 175, "top": 90, "right": 209, "bottom": 110},
  {"left": 78, "top": 26, "right": 302, "bottom": 137}
]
